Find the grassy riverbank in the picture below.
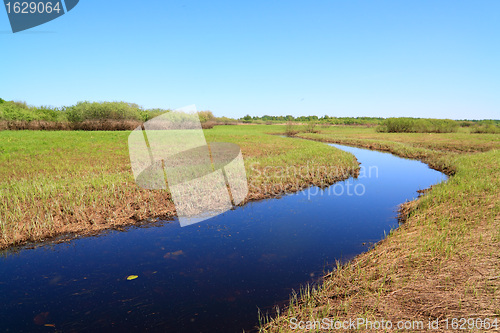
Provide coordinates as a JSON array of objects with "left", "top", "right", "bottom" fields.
[
  {"left": 261, "top": 127, "right": 500, "bottom": 332},
  {"left": 0, "top": 126, "right": 358, "bottom": 250}
]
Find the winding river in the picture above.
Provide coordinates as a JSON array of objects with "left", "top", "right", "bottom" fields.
[{"left": 0, "top": 144, "right": 447, "bottom": 332}]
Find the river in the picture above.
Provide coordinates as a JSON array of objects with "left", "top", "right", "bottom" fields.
[{"left": 0, "top": 144, "right": 447, "bottom": 332}]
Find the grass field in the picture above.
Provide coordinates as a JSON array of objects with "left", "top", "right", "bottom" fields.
[
  {"left": 260, "top": 126, "right": 500, "bottom": 332},
  {"left": 1, "top": 124, "right": 499, "bottom": 331},
  {"left": 0, "top": 125, "right": 358, "bottom": 249}
]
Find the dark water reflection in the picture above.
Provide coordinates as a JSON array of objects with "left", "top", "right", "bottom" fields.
[{"left": 0, "top": 144, "right": 446, "bottom": 332}]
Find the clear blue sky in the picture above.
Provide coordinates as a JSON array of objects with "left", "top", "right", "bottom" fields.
[{"left": 1, "top": 0, "right": 499, "bottom": 119}]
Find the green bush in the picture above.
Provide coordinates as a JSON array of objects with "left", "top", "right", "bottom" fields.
[
  {"left": 140, "top": 108, "right": 170, "bottom": 122},
  {"left": 0, "top": 102, "right": 37, "bottom": 121},
  {"left": 197, "top": 111, "right": 216, "bottom": 123},
  {"left": 33, "top": 106, "right": 67, "bottom": 122},
  {"left": 304, "top": 121, "right": 318, "bottom": 133},
  {"left": 471, "top": 124, "right": 500, "bottom": 134},
  {"left": 215, "top": 116, "right": 238, "bottom": 125},
  {"left": 0, "top": 100, "right": 172, "bottom": 126},
  {"left": 65, "top": 101, "right": 143, "bottom": 122},
  {"left": 377, "top": 118, "right": 458, "bottom": 133}
]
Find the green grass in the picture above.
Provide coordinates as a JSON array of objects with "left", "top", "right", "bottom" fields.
[{"left": 0, "top": 125, "right": 358, "bottom": 249}]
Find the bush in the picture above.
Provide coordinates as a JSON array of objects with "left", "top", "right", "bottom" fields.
[
  {"left": 71, "top": 120, "right": 142, "bottom": 131},
  {"left": 304, "top": 121, "right": 318, "bottom": 133},
  {"left": 215, "top": 116, "right": 238, "bottom": 125},
  {"left": 33, "top": 106, "right": 67, "bottom": 122},
  {"left": 201, "top": 121, "right": 216, "bottom": 129},
  {"left": 12, "top": 101, "right": 29, "bottom": 109},
  {"left": 285, "top": 121, "right": 298, "bottom": 136},
  {"left": 139, "top": 108, "right": 170, "bottom": 122},
  {"left": 0, "top": 102, "right": 37, "bottom": 121},
  {"left": 377, "top": 118, "right": 458, "bottom": 133},
  {"left": 0, "top": 100, "right": 174, "bottom": 130},
  {"left": 197, "top": 111, "right": 216, "bottom": 123},
  {"left": 65, "top": 101, "right": 142, "bottom": 122},
  {"left": 471, "top": 124, "right": 500, "bottom": 134},
  {"left": 0, "top": 120, "right": 72, "bottom": 130}
]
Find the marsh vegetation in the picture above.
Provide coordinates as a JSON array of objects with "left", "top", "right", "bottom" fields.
[{"left": 261, "top": 126, "right": 500, "bottom": 332}]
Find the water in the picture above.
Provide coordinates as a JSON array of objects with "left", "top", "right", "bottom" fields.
[{"left": 0, "top": 144, "right": 447, "bottom": 332}]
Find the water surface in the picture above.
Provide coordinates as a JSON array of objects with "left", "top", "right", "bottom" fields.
[{"left": 0, "top": 144, "right": 446, "bottom": 332}]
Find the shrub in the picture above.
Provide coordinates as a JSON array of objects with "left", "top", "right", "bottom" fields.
[
  {"left": 285, "top": 121, "right": 298, "bottom": 136},
  {"left": 377, "top": 118, "right": 458, "bottom": 133},
  {"left": 0, "top": 102, "right": 36, "bottom": 121},
  {"left": 304, "top": 121, "right": 318, "bottom": 133},
  {"left": 12, "top": 100, "right": 29, "bottom": 109},
  {"left": 0, "top": 100, "right": 180, "bottom": 131},
  {"left": 71, "top": 120, "right": 142, "bottom": 131},
  {"left": 215, "top": 116, "right": 238, "bottom": 125},
  {"left": 201, "top": 121, "right": 216, "bottom": 129},
  {"left": 197, "top": 111, "right": 216, "bottom": 123},
  {"left": 33, "top": 106, "right": 67, "bottom": 122},
  {"left": 65, "top": 101, "right": 142, "bottom": 122},
  {"left": 140, "top": 108, "right": 170, "bottom": 122},
  {"left": 471, "top": 124, "right": 500, "bottom": 134}
]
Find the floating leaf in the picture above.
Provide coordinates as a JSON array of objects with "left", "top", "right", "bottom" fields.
[
  {"left": 127, "top": 275, "right": 138, "bottom": 280},
  {"left": 44, "top": 324, "right": 56, "bottom": 327}
]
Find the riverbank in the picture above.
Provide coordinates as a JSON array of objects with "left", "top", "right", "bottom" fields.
[
  {"left": 0, "top": 126, "right": 359, "bottom": 250},
  {"left": 260, "top": 128, "right": 499, "bottom": 332}
]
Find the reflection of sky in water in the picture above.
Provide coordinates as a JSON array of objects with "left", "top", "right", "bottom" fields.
[{"left": 0, "top": 144, "right": 447, "bottom": 332}]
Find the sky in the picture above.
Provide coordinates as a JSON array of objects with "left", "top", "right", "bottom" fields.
[{"left": 1, "top": 0, "right": 499, "bottom": 119}]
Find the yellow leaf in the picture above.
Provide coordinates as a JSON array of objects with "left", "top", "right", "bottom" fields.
[{"left": 127, "top": 275, "right": 138, "bottom": 280}]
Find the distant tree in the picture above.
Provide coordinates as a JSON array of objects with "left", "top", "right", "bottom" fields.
[{"left": 243, "top": 114, "right": 252, "bottom": 121}]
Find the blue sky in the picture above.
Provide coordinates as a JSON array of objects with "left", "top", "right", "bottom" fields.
[{"left": 1, "top": 0, "right": 499, "bottom": 119}]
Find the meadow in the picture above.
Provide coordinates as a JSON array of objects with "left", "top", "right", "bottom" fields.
[{"left": 0, "top": 125, "right": 358, "bottom": 249}]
